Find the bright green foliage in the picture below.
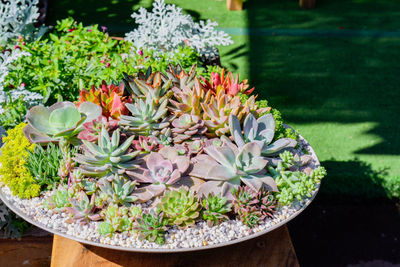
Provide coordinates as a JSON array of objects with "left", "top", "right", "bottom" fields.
[
  {"left": 0, "top": 98, "right": 27, "bottom": 130},
  {"left": 134, "top": 211, "right": 167, "bottom": 245},
  {"left": 201, "top": 194, "right": 232, "bottom": 226},
  {"left": 0, "top": 123, "right": 40, "bottom": 198},
  {"left": 45, "top": 187, "right": 69, "bottom": 209},
  {"left": 5, "top": 18, "right": 202, "bottom": 105},
  {"left": 157, "top": 187, "right": 201, "bottom": 228},
  {"left": 24, "top": 143, "right": 64, "bottom": 190},
  {"left": 269, "top": 151, "right": 327, "bottom": 205}
]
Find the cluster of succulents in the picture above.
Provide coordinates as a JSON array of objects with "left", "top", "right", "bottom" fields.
[{"left": 0, "top": 62, "right": 326, "bottom": 244}]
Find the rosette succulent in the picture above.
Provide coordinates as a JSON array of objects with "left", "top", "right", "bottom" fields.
[
  {"left": 171, "top": 114, "right": 207, "bottom": 143},
  {"left": 231, "top": 186, "right": 261, "bottom": 228},
  {"left": 157, "top": 187, "right": 200, "bottom": 228},
  {"left": 201, "top": 91, "right": 269, "bottom": 137},
  {"left": 73, "top": 126, "right": 139, "bottom": 179},
  {"left": 191, "top": 141, "right": 278, "bottom": 200},
  {"left": 131, "top": 136, "right": 163, "bottom": 153},
  {"left": 123, "top": 67, "right": 173, "bottom": 103},
  {"left": 229, "top": 113, "right": 297, "bottom": 156},
  {"left": 201, "top": 69, "right": 254, "bottom": 96},
  {"left": 23, "top": 101, "right": 102, "bottom": 144},
  {"left": 77, "top": 115, "right": 118, "bottom": 142},
  {"left": 201, "top": 194, "right": 232, "bottom": 226},
  {"left": 65, "top": 192, "right": 101, "bottom": 224},
  {"left": 134, "top": 211, "right": 167, "bottom": 245},
  {"left": 98, "top": 175, "right": 138, "bottom": 205},
  {"left": 77, "top": 81, "right": 131, "bottom": 119},
  {"left": 131, "top": 147, "right": 190, "bottom": 202},
  {"left": 169, "top": 77, "right": 206, "bottom": 116},
  {"left": 119, "top": 94, "right": 171, "bottom": 136}
]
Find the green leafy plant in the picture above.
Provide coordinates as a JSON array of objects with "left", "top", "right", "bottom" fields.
[
  {"left": 0, "top": 97, "right": 27, "bottom": 130},
  {"left": 24, "top": 143, "right": 64, "bottom": 190},
  {"left": 98, "top": 175, "right": 138, "bottom": 206},
  {"left": 201, "top": 194, "right": 232, "bottom": 226},
  {"left": 5, "top": 18, "right": 203, "bottom": 105},
  {"left": 157, "top": 187, "right": 200, "bottom": 228}
]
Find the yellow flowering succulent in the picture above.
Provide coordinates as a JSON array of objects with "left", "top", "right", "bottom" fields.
[{"left": 0, "top": 123, "right": 40, "bottom": 198}]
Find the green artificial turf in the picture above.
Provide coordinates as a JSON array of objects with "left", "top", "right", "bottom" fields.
[{"left": 46, "top": 0, "right": 400, "bottom": 199}]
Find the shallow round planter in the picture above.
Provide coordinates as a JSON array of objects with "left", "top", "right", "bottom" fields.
[{"left": 0, "top": 134, "right": 321, "bottom": 253}]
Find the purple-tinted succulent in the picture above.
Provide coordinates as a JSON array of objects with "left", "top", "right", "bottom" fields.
[
  {"left": 132, "top": 136, "right": 163, "bottom": 153},
  {"left": 65, "top": 192, "right": 101, "bottom": 224},
  {"left": 131, "top": 147, "right": 190, "bottom": 202},
  {"left": 77, "top": 115, "right": 118, "bottom": 142}
]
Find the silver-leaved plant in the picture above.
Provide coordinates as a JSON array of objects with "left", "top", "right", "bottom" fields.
[{"left": 125, "top": 0, "right": 233, "bottom": 58}]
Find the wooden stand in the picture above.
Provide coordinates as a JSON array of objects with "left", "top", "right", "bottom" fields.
[
  {"left": 51, "top": 226, "right": 299, "bottom": 267},
  {"left": 299, "top": 0, "right": 316, "bottom": 9},
  {"left": 0, "top": 235, "right": 52, "bottom": 266}
]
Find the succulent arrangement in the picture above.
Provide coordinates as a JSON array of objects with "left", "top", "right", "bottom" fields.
[
  {"left": 0, "top": 0, "right": 325, "bottom": 244},
  {"left": 0, "top": 61, "right": 326, "bottom": 244}
]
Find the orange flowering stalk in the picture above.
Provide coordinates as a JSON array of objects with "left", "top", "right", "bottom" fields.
[
  {"left": 77, "top": 81, "right": 132, "bottom": 119},
  {"left": 201, "top": 69, "right": 255, "bottom": 96}
]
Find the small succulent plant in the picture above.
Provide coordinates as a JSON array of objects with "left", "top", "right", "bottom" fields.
[
  {"left": 45, "top": 186, "right": 70, "bottom": 209},
  {"left": 169, "top": 76, "right": 206, "bottom": 116},
  {"left": 23, "top": 101, "right": 102, "bottom": 144},
  {"left": 229, "top": 113, "right": 297, "bottom": 156},
  {"left": 166, "top": 64, "right": 197, "bottom": 89},
  {"left": 201, "top": 69, "right": 254, "bottom": 96},
  {"left": 123, "top": 67, "right": 173, "bottom": 103},
  {"left": 73, "top": 127, "right": 139, "bottom": 179},
  {"left": 131, "top": 136, "right": 163, "bottom": 153},
  {"left": 201, "top": 92, "right": 268, "bottom": 137},
  {"left": 77, "top": 115, "right": 118, "bottom": 142},
  {"left": 191, "top": 141, "right": 278, "bottom": 200},
  {"left": 171, "top": 114, "right": 207, "bottom": 143},
  {"left": 134, "top": 211, "right": 167, "bottom": 245},
  {"left": 77, "top": 81, "right": 131, "bottom": 119},
  {"left": 65, "top": 192, "right": 101, "bottom": 224},
  {"left": 98, "top": 204, "right": 132, "bottom": 236},
  {"left": 157, "top": 187, "right": 200, "bottom": 228},
  {"left": 98, "top": 175, "right": 138, "bottom": 206},
  {"left": 131, "top": 147, "right": 190, "bottom": 202},
  {"left": 231, "top": 186, "right": 262, "bottom": 228},
  {"left": 268, "top": 151, "right": 326, "bottom": 205},
  {"left": 201, "top": 194, "right": 232, "bottom": 226},
  {"left": 24, "top": 142, "right": 64, "bottom": 190},
  {"left": 119, "top": 94, "right": 171, "bottom": 136}
]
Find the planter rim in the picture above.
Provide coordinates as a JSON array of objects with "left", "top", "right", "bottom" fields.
[{"left": 0, "top": 133, "right": 321, "bottom": 253}]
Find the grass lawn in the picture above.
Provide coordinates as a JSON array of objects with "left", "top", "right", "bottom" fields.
[{"left": 46, "top": 0, "right": 400, "bottom": 199}]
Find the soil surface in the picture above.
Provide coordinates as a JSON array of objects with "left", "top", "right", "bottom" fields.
[{"left": 288, "top": 195, "right": 400, "bottom": 267}]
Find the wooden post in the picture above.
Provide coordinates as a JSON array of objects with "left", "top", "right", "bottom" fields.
[
  {"left": 227, "top": 0, "right": 243, "bottom": 11},
  {"left": 51, "top": 226, "right": 299, "bottom": 267},
  {"left": 299, "top": 0, "right": 316, "bottom": 9}
]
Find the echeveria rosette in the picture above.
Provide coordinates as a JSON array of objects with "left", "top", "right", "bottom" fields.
[
  {"left": 201, "top": 194, "right": 232, "bottom": 226},
  {"left": 23, "top": 101, "right": 102, "bottom": 144},
  {"left": 98, "top": 175, "right": 138, "bottom": 206},
  {"left": 65, "top": 192, "right": 101, "bottom": 224},
  {"left": 73, "top": 127, "right": 140, "bottom": 179},
  {"left": 190, "top": 141, "right": 277, "bottom": 200},
  {"left": 157, "top": 187, "right": 201, "bottom": 228},
  {"left": 134, "top": 211, "right": 167, "bottom": 245},
  {"left": 131, "top": 136, "right": 163, "bottom": 153},
  {"left": 229, "top": 113, "right": 297, "bottom": 157},
  {"left": 131, "top": 147, "right": 191, "bottom": 202},
  {"left": 171, "top": 114, "right": 207, "bottom": 143}
]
